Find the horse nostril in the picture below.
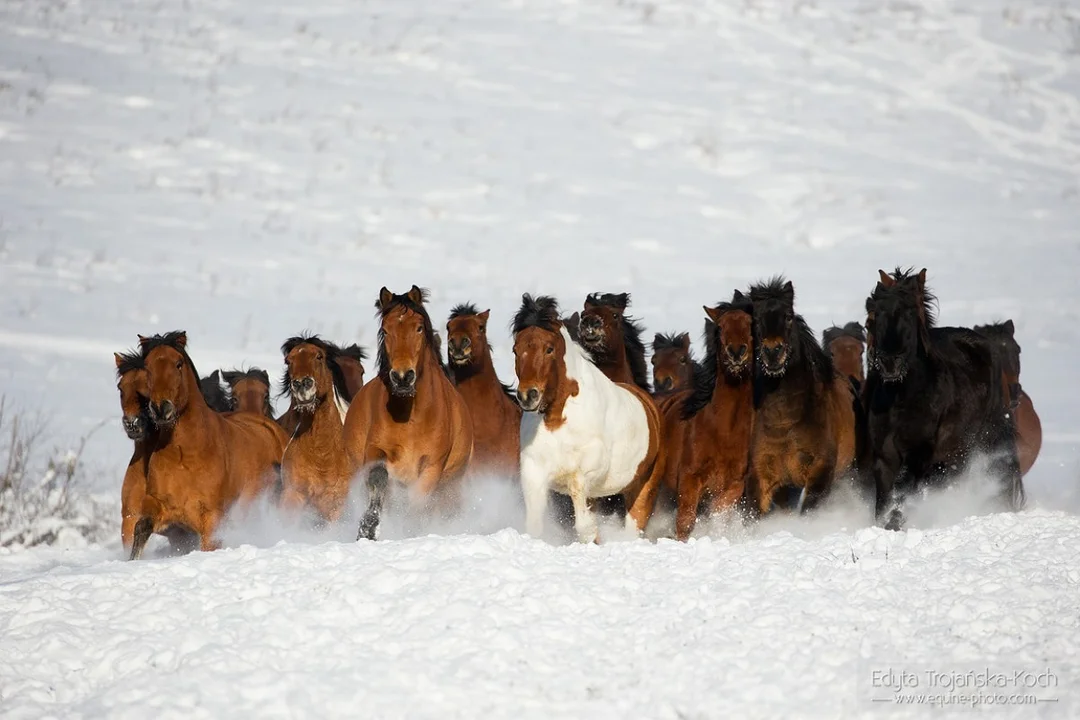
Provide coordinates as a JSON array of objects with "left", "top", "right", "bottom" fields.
[
  {"left": 736, "top": 344, "right": 748, "bottom": 359},
  {"left": 460, "top": 338, "right": 470, "bottom": 349},
  {"left": 302, "top": 377, "right": 315, "bottom": 390},
  {"left": 403, "top": 369, "right": 416, "bottom": 385}
]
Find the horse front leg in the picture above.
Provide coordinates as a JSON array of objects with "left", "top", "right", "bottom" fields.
[
  {"left": 357, "top": 463, "right": 389, "bottom": 541},
  {"left": 568, "top": 475, "right": 599, "bottom": 544},
  {"left": 520, "top": 457, "right": 550, "bottom": 540},
  {"left": 873, "top": 457, "right": 907, "bottom": 531}
]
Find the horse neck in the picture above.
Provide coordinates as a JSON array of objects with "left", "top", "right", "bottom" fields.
[
  {"left": 453, "top": 350, "right": 512, "bottom": 408},
  {"left": 595, "top": 336, "right": 633, "bottom": 383},
  {"left": 293, "top": 392, "right": 346, "bottom": 451},
  {"left": 561, "top": 329, "right": 605, "bottom": 400}
]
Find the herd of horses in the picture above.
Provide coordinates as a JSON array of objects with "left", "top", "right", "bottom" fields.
[{"left": 113, "top": 268, "right": 1040, "bottom": 559}]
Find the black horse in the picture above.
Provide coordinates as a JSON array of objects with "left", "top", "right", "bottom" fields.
[{"left": 863, "top": 268, "right": 1025, "bottom": 530}]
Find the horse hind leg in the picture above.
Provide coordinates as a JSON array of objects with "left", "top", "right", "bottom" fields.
[
  {"left": 986, "top": 418, "right": 1026, "bottom": 512},
  {"left": 357, "top": 463, "right": 390, "bottom": 541}
]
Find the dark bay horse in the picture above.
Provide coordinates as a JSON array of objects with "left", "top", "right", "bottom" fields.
[
  {"left": 446, "top": 303, "right": 522, "bottom": 478},
  {"left": 864, "top": 269, "right": 1024, "bottom": 530},
  {"left": 279, "top": 334, "right": 354, "bottom": 522},
  {"left": 974, "top": 319, "right": 1041, "bottom": 477},
  {"left": 128, "top": 331, "right": 288, "bottom": 559},
  {"left": 576, "top": 292, "right": 651, "bottom": 393},
  {"left": 199, "top": 370, "right": 234, "bottom": 413},
  {"left": 343, "top": 286, "right": 474, "bottom": 541},
  {"left": 661, "top": 298, "right": 755, "bottom": 540},
  {"left": 512, "top": 294, "right": 665, "bottom": 543},
  {"left": 651, "top": 332, "right": 702, "bottom": 396},
  {"left": 746, "top": 278, "right": 857, "bottom": 515},
  {"left": 221, "top": 368, "right": 274, "bottom": 417},
  {"left": 335, "top": 343, "right": 368, "bottom": 401},
  {"left": 822, "top": 322, "right": 866, "bottom": 388}
]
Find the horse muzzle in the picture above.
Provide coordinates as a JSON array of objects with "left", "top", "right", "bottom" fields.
[
  {"left": 516, "top": 387, "right": 542, "bottom": 412},
  {"left": 759, "top": 345, "right": 788, "bottom": 377},
  {"left": 121, "top": 414, "right": 146, "bottom": 441},
  {"left": 290, "top": 377, "right": 317, "bottom": 409},
  {"left": 148, "top": 400, "right": 177, "bottom": 428},
  {"left": 875, "top": 355, "right": 906, "bottom": 383},
  {"left": 388, "top": 369, "right": 417, "bottom": 397},
  {"left": 655, "top": 376, "right": 674, "bottom": 393}
]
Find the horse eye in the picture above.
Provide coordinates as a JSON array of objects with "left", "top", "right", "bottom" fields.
[
  {"left": 546, "top": 345, "right": 554, "bottom": 354},
  {"left": 416, "top": 326, "right": 423, "bottom": 334},
  {"left": 316, "top": 353, "right": 323, "bottom": 361},
  {"left": 680, "top": 357, "right": 688, "bottom": 363},
  {"left": 176, "top": 360, "right": 183, "bottom": 369},
  {"left": 479, "top": 325, "right": 485, "bottom": 333}
]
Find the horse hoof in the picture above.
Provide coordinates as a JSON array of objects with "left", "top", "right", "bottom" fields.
[{"left": 883, "top": 510, "right": 905, "bottom": 532}]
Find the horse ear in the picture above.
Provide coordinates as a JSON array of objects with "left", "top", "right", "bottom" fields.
[
  {"left": 676, "top": 333, "right": 690, "bottom": 350},
  {"left": 377, "top": 287, "right": 393, "bottom": 309},
  {"left": 137, "top": 334, "right": 150, "bottom": 345},
  {"left": 113, "top": 352, "right": 124, "bottom": 368},
  {"left": 781, "top": 281, "right": 793, "bottom": 302},
  {"left": 917, "top": 268, "right": 927, "bottom": 288},
  {"left": 478, "top": 309, "right": 490, "bottom": 325},
  {"left": 732, "top": 289, "right": 747, "bottom": 303},
  {"left": 583, "top": 294, "right": 598, "bottom": 309},
  {"left": 407, "top": 285, "right": 424, "bottom": 305},
  {"left": 877, "top": 270, "right": 895, "bottom": 287},
  {"left": 704, "top": 305, "right": 723, "bottom": 324},
  {"left": 174, "top": 332, "right": 188, "bottom": 349},
  {"left": 1004, "top": 319, "right": 1015, "bottom": 336}
]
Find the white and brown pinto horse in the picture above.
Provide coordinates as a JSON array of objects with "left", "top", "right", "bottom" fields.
[{"left": 511, "top": 294, "right": 665, "bottom": 543}]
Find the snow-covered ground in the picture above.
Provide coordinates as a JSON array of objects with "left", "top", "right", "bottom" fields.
[{"left": 1, "top": 0, "right": 1079, "bottom": 715}]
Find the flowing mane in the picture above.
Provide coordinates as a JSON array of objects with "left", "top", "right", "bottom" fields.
[
  {"left": 138, "top": 330, "right": 201, "bottom": 380},
  {"left": 512, "top": 294, "right": 562, "bottom": 334},
  {"left": 749, "top": 276, "right": 834, "bottom": 386},
  {"left": 115, "top": 349, "right": 145, "bottom": 377}
]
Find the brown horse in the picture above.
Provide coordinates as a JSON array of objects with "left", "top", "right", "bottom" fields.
[
  {"left": 335, "top": 344, "right": 368, "bottom": 401},
  {"left": 221, "top": 368, "right": 274, "bottom": 417},
  {"left": 278, "top": 334, "right": 354, "bottom": 522},
  {"left": 343, "top": 286, "right": 474, "bottom": 541},
  {"left": 974, "top": 320, "right": 1041, "bottom": 476},
  {"left": 651, "top": 332, "right": 700, "bottom": 396},
  {"left": 128, "top": 331, "right": 288, "bottom": 559},
  {"left": 114, "top": 350, "right": 152, "bottom": 552},
  {"left": 822, "top": 322, "right": 866, "bottom": 388},
  {"left": 576, "top": 292, "right": 652, "bottom": 393},
  {"left": 662, "top": 298, "right": 755, "bottom": 540},
  {"left": 446, "top": 303, "right": 522, "bottom": 478},
  {"left": 746, "top": 278, "right": 857, "bottom": 515}
]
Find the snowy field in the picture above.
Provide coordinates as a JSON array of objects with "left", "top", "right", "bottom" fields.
[{"left": 1, "top": 0, "right": 1080, "bottom": 716}]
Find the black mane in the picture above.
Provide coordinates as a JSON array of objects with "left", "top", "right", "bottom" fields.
[
  {"left": 585, "top": 292, "right": 651, "bottom": 392},
  {"left": 448, "top": 302, "right": 480, "bottom": 321},
  {"left": 279, "top": 333, "right": 352, "bottom": 401},
  {"left": 888, "top": 266, "right": 938, "bottom": 328},
  {"left": 512, "top": 294, "right": 562, "bottom": 334},
  {"left": 200, "top": 370, "right": 233, "bottom": 412},
  {"left": 822, "top": 321, "right": 866, "bottom": 350},
  {"left": 338, "top": 343, "right": 369, "bottom": 363},
  {"left": 749, "top": 276, "right": 834, "bottom": 386},
  {"left": 375, "top": 288, "right": 452, "bottom": 381},
  {"left": 652, "top": 332, "right": 688, "bottom": 352},
  {"left": 115, "top": 349, "right": 144, "bottom": 377},
  {"left": 221, "top": 367, "right": 271, "bottom": 387}
]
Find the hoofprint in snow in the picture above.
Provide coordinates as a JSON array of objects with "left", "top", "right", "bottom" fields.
[{"left": 1, "top": 0, "right": 1080, "bottom": 716}]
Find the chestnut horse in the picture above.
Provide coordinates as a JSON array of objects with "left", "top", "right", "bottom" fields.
[
  {"left": 576, "top": 292, "right": 652, "bottom": 393},
  {"left": 651, "top": 332, "right": 701, "bottom": 396},
  {"left": 822, "top": 322, "right": 866, "bottom": 388},
  {"left": 974, "top": 320, "right": 1041, "bottom": 477},
  {"left": 278, "top": 334, "right": 354, "bottom": 522},
  {"left": 662, "top": 297, "right": 755, "bottom": 540},
  {"left": 221, "top": 368, "right": 274, "bottom": 417},
  {"left": 114, "top": 350, "right": 153, "bottom": 552},
  {"left": 128, "top": 331, "right": 288, "bottom": 559},
  {"left": 746, "top": 278, "right": 857, "bottom": 515},
  {"left": 446, "top": 303, "right": 522, "bottom": 478},
  {"left": 343, "top": 286, "right": 474, "bottom": 541},
  {"left": 512, "top": 294, "right": 665, "bottom": 543}
]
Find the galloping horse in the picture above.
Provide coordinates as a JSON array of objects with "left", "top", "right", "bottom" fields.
[
  {"left": 864, "top": 269, "right": 1024, "bottom": 529},
  {"left": 746, "top": 278, "right": 857, "bottom": 515},
  {"left": 512, "top": 294, "right": 665, "bottom": 543},
  {"left": 114, "top": 350, "right": 153, "bottom": 552},
  {"left": 662, "top": 297, "right": 755, "bottom": 540},
  {"left": 651, "top": 332, "right": 701, "bottom": 396},
  {"left": 446, "top": 303, "right": 522, "bottom": 478},
  {"left": 278, "top": 334, "right": 353, "bottom": 522},
  {"left": 343, "top": 286, "right": 474, "bottom": 541},
  {"left": 221, "top": 368, "right": 274, "bottom": 417},
  {"left": 822, "top": 322, "right": 867, "bottom": 388},
  {"left": 127, "top": 331, "right": 288, "bottom": 559},
  {"left": 576, "top": 292, "right": 652, "bottom": 393},
  {"left": 974, "top": 320, "right": 1041, "bottom": 476}
]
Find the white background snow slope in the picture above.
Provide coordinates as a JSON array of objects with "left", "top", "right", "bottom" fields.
[{"left": 1, "top": 0, "right": 1079, "bottom": 716}]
